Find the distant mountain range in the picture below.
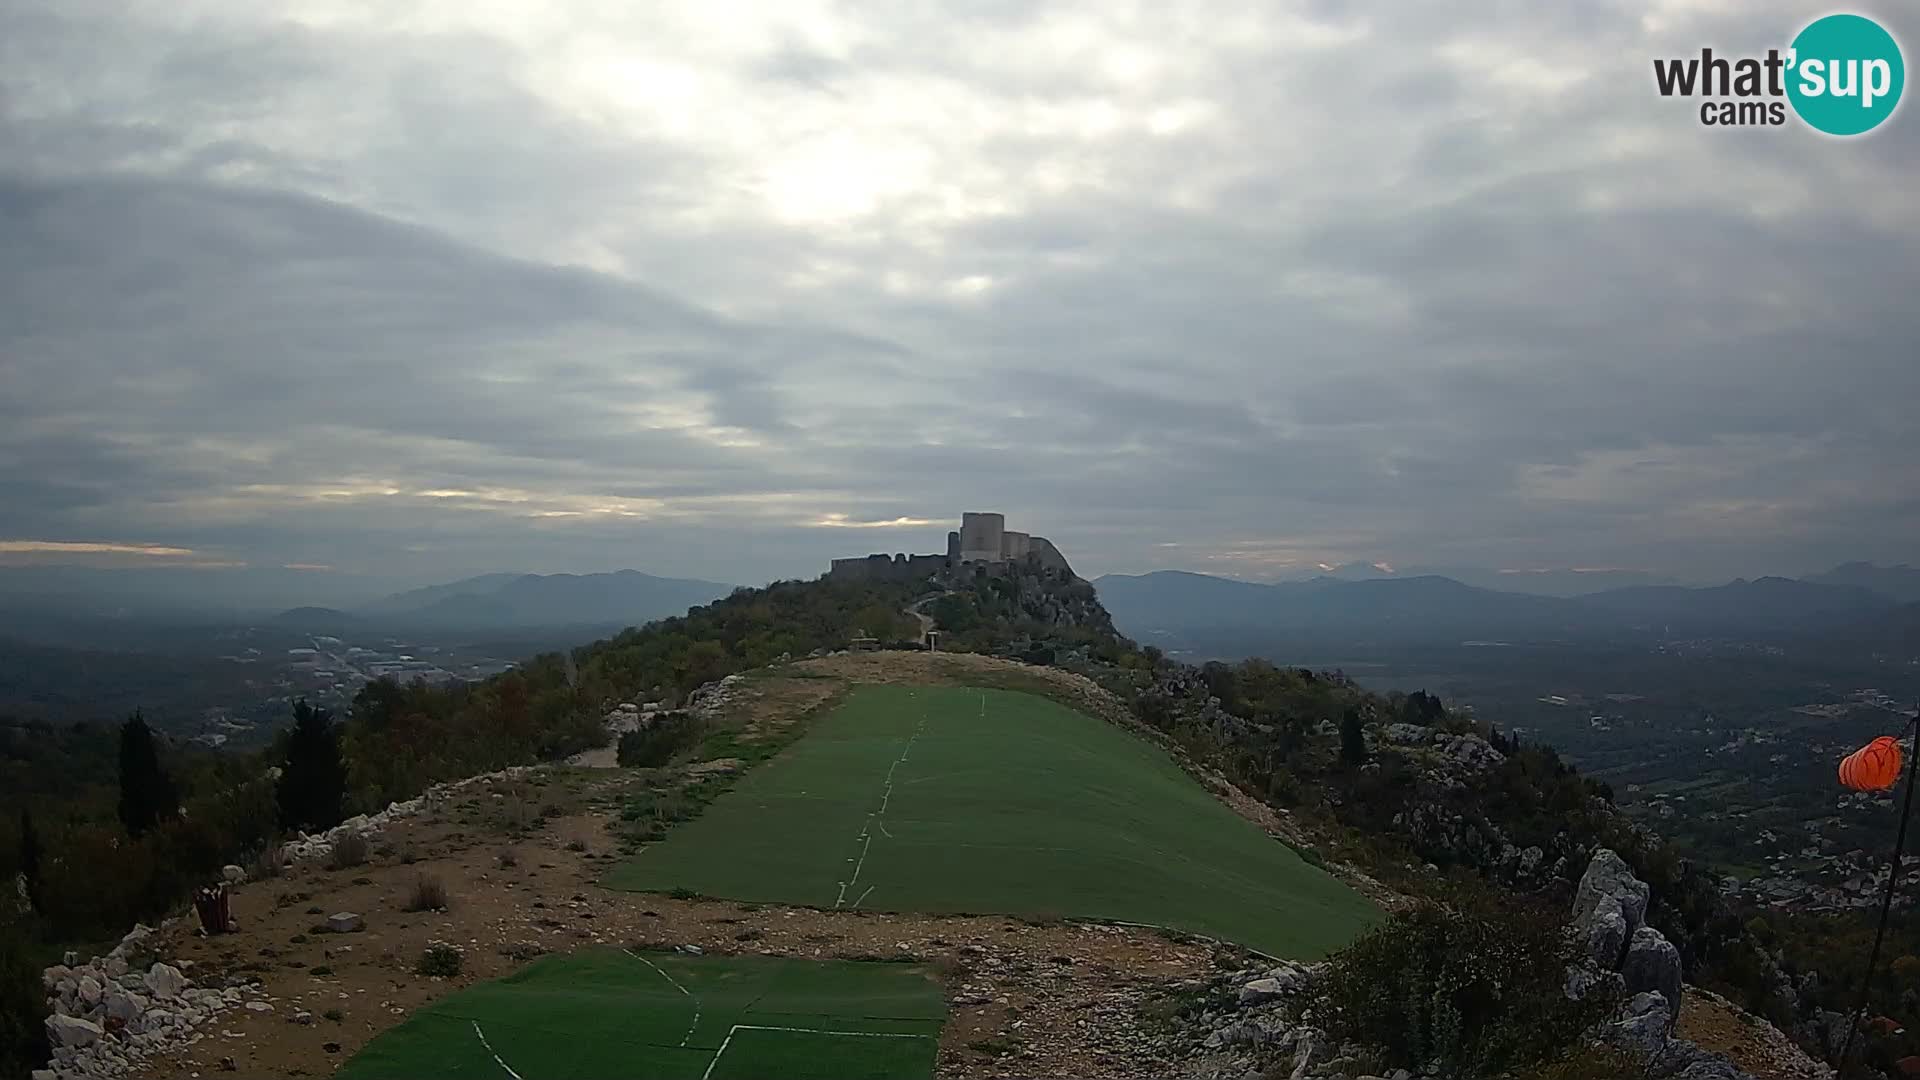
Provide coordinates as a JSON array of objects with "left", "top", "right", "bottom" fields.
[
  {"left": 273, "top": 570, "right": 738, "bottom": 631},
  {"left": 1263, "top": 562, "right": 1680, "bottom": 597},
  {"left": 1093, "top": 564, "right": 1912, "bottom": 654},
  {"left": 1802, "top": 561, "right": 1920, "bottom": 604}
]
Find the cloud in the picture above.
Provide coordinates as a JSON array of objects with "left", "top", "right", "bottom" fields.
[
  {"left": 1, "top": 0, "right": 1916, "bottom": 594},
  {"left": 0, "top": 541, "right": 200, "bottom": 557}
]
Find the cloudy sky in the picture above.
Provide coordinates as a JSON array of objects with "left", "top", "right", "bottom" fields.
[{"left": 2, "top": 0, "right": 1916, "bottom": 598}]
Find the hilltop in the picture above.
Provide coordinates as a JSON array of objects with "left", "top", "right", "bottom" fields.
[{"left": 3, "top": 558, "right": 1878, "bottom": 1078}]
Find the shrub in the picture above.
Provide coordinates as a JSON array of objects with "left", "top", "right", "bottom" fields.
[
  {"left": 249, "top": 843, "right": 285, "bottom": 880},
  {"left": 417, "top": 941, "right": 463, "bottom": 978},
  {"left": 403, "top": 875, "right": 449, "bottom": 913},
  {"left": 326, "top": 832, "right": 369, "bottom": 871},
  {"left": 1307, "top": 897, "right": 1616, "bottom": 1079},
  {"left": 1517, "top": 1046, "right": 1646, "bottom": 1080},
  {"left": 0, "top": 932, "right": 50, "bottom": 1080},
  {"left": 616, "top": 713, "right": 705, "bottom": 768}
]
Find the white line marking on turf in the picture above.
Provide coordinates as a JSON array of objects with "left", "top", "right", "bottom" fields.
[
  {"left": 834, "top": 705, "right": 929, "bottom": 908},
  {"left": 471, "top": 1020, "right": 525, "bottom": 1080},
  {"left": 852, "top": 883, "right": 876, "bottom": 908},
  {"left": 626, "top": 949, "right": 701, "bottom": 1047},
  {"left": 701, "top": 1023, "right": 933, "bottom": 1080}
]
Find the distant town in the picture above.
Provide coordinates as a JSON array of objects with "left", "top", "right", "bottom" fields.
[{"left": 189, "top": 632, "right": 520, "bottom": 748}]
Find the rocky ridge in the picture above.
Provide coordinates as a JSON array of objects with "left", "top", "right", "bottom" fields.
[{"left": 1168, "top": 850, "right": 1824, "bottom": 1080}]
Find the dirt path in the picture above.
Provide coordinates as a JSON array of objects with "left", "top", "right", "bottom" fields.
[{"left": 903, "top": 592, "right": 946, "bottom": 647}]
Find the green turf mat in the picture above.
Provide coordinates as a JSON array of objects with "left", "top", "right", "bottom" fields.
[
  {"left": 337, "top": 949, "right": 947, "bottom": 1080},
  {"left": 606, "top": 684, "right": 1379, "bottom": 958}
]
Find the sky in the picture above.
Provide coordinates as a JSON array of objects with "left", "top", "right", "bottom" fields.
[{"left": 2, "top": 0, "right": 1917, "bottom": 598}]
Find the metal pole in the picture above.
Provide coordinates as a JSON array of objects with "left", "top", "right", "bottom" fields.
[{"left": 1835, "top": 709, "right": 1920, "bottom": 1074}]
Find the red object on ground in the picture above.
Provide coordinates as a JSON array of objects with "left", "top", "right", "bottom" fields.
[{"left": 193, "top": 884, "right": 232, "bottom": 935}]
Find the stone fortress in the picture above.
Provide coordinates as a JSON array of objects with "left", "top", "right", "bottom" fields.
[{"left": 827, "top": 512, "right": 1074, "bottom": 583}]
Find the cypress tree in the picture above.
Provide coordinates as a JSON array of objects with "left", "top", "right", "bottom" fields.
[
  {"left": 117, "top": 712, "right": 179, "bottom": 838},
  {"left": 17, "top": 810, "right": 39, "bottom": 910},
  {"left": 277, "top": 700, "right": 347, "bottom": 832},
  {"left": 1340, "top": 707, "right": 1369, "bottom": 766}
]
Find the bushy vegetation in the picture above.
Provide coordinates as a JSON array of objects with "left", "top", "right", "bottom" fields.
[
  {"left": 416, "top": 941, "right": 463, "bottom": 978},
  {"left": 615, "top": 711, "right": 704, "bottom": 768},
  {"left": 1768, "top": 909, "right": 1920, "bottom": 1073},
  {"left": 403, "top": 875, "right": 449, "bottom": 913},
  {"left": 1307, "top": 895, "right": 1616, "bottom": 1079},
  {"left": 0, "top": 934, "right": 48, "bottom": 1080}
]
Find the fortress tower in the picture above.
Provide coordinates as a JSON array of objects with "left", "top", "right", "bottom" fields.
[{"left": 957, "top": 512, "right": 1006, "bottom": 563}]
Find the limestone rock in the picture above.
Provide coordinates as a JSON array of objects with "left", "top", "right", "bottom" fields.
[
  {"left": 145, "top": 962, "right": 187, "bottom": 1001},
  {"left": 1583, "top": 895, "right": 1630, "bottom": 968},
  {"left": 104, "top": 990, "right": 146, "bottom": 1024},
  {"left": 1621, "top": 926, "right": 1683, "bottom": 1020},
  {"left": 46, "top": 1013, "right": 103, "bottom": 1048},
  {"left": 326, "top": 912, "right": 363, "bottom": 933},
  {"left": 1573, "top": 849, "right": 1649, "bottom": 945},
  {"left": 221, "top": 864, "right": 245, "bottom": 885},
  {"left": 1607, "top": 991, "right": 1672, "bottom": 1057},
  {"left": 1237, "top": 978, "right": 1289, "bottom": 1006}
]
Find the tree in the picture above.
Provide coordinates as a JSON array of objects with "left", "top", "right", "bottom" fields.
[
  {"left": 15, "top": 811, "right": 38, "bottom": 912},
  {"left": 0, "top": 930, "right": 50, "bottom": 1080},
  {"left": 1340, "top": 708, "right": 1368, "bottom": 766},
  {"left": 278, "top": 700, "right": 347, "bottom": 833},
  {"left": 117, "top": 712, "right": 178, "bottom": 838}
]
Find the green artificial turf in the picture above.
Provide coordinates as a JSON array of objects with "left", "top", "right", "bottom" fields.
[
  {"left": 338, "top": 948, "right": 945, "bottom": 1080},
  {"left": 606, "top": 685, "right": 1379, "bottom": 959}
]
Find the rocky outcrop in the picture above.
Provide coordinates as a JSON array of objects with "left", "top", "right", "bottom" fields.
[
  {"left": 39, "top": 923, "right": 273, "bottom": 1079},
  {"left": 1568, "top": 851, "right": 1759, "bottom": 1080},
  {"left": 1622, "top": 926, "right": 1684, "bottom": 1018},
  {"left": 1172, "top": 962, "right": 1424, "bottom": 1080},
  {"left": 1572, "top": 847, "right": 1652, "bottom": 974}
]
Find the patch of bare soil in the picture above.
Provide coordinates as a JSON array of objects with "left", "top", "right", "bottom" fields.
[{"left": 1679, "top": 988, "right": 1834, "bottom": 1080}]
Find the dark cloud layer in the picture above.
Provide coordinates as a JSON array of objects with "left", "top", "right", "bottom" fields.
[{"left": 1, "top": 0, "right": 1916, "bottom": 591}]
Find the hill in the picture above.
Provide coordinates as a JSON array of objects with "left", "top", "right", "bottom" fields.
[
  {"left": 2, "top": 559, "right": 1882, "bottom": 1079},
  {"left": 1803, "top": 561, "right": 1920, "bottom": 604},
  {"left": 357, "top": 573, "right": 527, "bottom": 616},
  {"left": 1095, "top": 569, "right": 1904, "bottom": 653},
  {"left": 1093, "top": 570, "right": 1594, "bottom": 645},
  {"left": 356, "top": 569, "right": 736, "bottom": 629},
  {"left": 1575, "top": 575, "right": 1892, "bottom": 629}
]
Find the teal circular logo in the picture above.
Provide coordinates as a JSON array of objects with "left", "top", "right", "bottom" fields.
[{"left": 1787, "top": 14, "right": 1905, "bottom": 135}]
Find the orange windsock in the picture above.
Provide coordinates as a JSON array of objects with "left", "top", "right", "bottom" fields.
[{"left": 1839, "top": 736, "right": 1905, "bottom": 792}]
